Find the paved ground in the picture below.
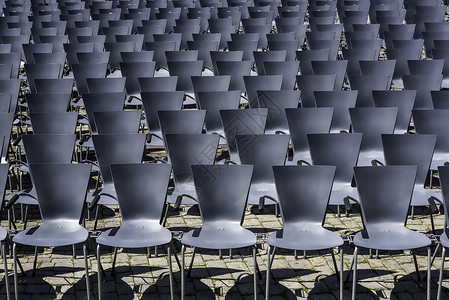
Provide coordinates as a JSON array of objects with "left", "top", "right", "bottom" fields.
[{"left": 2, "top": 186, "right": 448, "bottom": 300}]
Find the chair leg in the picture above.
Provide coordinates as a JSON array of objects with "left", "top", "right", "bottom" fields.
[
  {"left": 3, "top": 241, "right": 10, "bottom": 300},
  {"left": 169, "top": 241, "right": 181, "bottom": 270},
  {"left": 181, "top": 245, "right": 185, "bottom": 300},
  {"left": 340, "top": 247, "right": 344, "bottom": 300},
  {"left": 187, "top": 247, "right": 196, "bottom": 278},
  {"left": 13, "top": 243, "right": 17, "bottom": 300},
  {"left": 168, "top": 245, "right": 174, "bottom": 300},
  {"left": 412, "top": 250, "right": 422, "bottom": 282},
  {"left": 97, "top": 244, "right": 102, "bottom": 300},
  {"left": 331, "top": 249, "right": 340, "bottom": 281},
  {"left": 72, "top": 244, "right": 76, "bottom": 259},
  {"left": 253, "top": 246, "right": 257, "bottom": 300},
  {"left": 265, "top": 245, "right": 271, "bottom": 299},
  {"left": 31, "top": 246, "right": 38, "bottom": 276},
  {"left": 438, "top": 247, "right": 446, "bottom": 300},
  {"left": 111, "top": 247, "right": 118, "bottom": 276},
  {"left": 84, "top": 242, "right": 91, "bottom": 300},
  {"left": 428, "top": 246, "right": 431, "bottom": 300},
  {"left": 351, "top": 246, "right": 358, "bottom": 300}
]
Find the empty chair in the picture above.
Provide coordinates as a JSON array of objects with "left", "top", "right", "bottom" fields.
[
  {"left": 349, "top": 39, "right": 382, "bottom": 61},
  {"left": 191, "top": 75, "right": 231, "bottom": 102},
  {"left": 227, "top": 38, "right": 258, "bottom": 63},
  {"left": 413, "top": 109, "right": 449, "bottom": 170},
  {"left": 187, "top": 37, "right": 220, "bottom": 71},
  {"left": 153, "top": 33, "right": 183, "bottom": 51},
  {"left": 264, "top": 61, "right": 299, "bottom": 90},
  {"left": 144, "top": 41, "right": 176, "bottom": 71},
  {"left": 244, "top": 75, "right": 283, "bottom": 108},
  {"left": 267, "top": 165, "right": 343, "bottom": 299},
  {"left": 308, "top": 133, "right": 362, "bottom": 215},
  {"left": 385, "top": 39, "right": 424, "bottom": 86},
  {"left": 120, "top": 51, "right": 154, "bottom": 63},
  {"left": 350, "top": 165, "right": 431, "bottom": 300},
  {"left": 311, "top": 60, "right": 348, "bottom": 91},
  {"left": 0, "top": 113, "right": 14, "bottom": 162},
  {"left": 432, "top": 90, "right": 449, "bottom": 109},
  {"left": 0, "top": 53, "right": 21, "bottom": 79},
  {"left": 22, "top": 43, "right": 53, "bottom": 64},
  {"left": 267, "top": 40, "right": 301, "bottom": 61},
  {"left": 180, "top": 164, "right": 257, "bottom": 299},
  {"left": 63, "top": 42, "right": 95, "bottom": 69},
  {"left": 104, "top": 41, "right": 135, "bottom": 71},
  {"left": 220, "top": 108, "right": 268, "bottom": 163},
  {"left": 12, "top": 163, "right": 92, "bottom": 300},
  {"left": 296, "top": 49, "right": 330, "bottom": 75},
  {"left": 139, "top": 77, "right": 178, "bottom": 93},
  {"left": 296, "top": 74, "right": 336, "bottom": 107},
  {"left": 86, "top": 78, "right": 126, "bottom": 94},
  {"left": 348, "top": 74, "right": 391, "bottom": 107},
  {"left": 286, "top": 108, "right": 333, "bottom": 165},
  {"left": 96, "top": 163, "right": 176, "bottom": 300},
  {"left": 342, "top": 48, "right": 378, "bottom": 76},
  {"left": 408, "top": 59, "right": 444, "bottom": 75},
  {"left": 30, "top": 113, "right": 78, "bottom": 135},
  {"left": 141, "top": 92, "right": 184, "bottom": 147},
  {"left": 253, "top": 50, "right": 286, "bottom": 75},
  {"left": 216, "top": 60, "right": 253, "bottom": 93},
  {"left": 93, "top": 111, "right": 141, "bottom": 134},
  {"left": 373, "top": 90, "right": 416, "bottom": 133},
  {"left": 314, "top": 90, "right": 358, "bottom": 133},
  {"left": 359, "top": 60, "right": 395, "bottom": 89},
  {"left": 308, "top": 39, "right": 340, "bottom": 60},
  {"left": 32, "top": 78, "right": 73, "bottom": 95},
  {"left": 72, "top": 63, "right": 108, "bottom": 97},
  {"left": 165, "top": 133, "right": 219, "bottom": 207},
  {"left": 120, "top": 61, "right": 156, "bottom": 104},
  {"left": 167, "top": 60, "right": 203, "bottom": 94},
  {"left": 210, "top": 50, "right": 244, "bottom": 76},
  {"left": 77, "top": 35, "right": 106, "bottom": 52},
  {"left": 236, "top": 134, "right": 290, "bottom": 209},
  {"left": 403, "top": 74, "right": 442, "bottom": 109},
  {"left": 24, "top": 63, "right": 63, "bottom": 93},
  {"left": 350, "top": 107, "right": 398, "bottom": 166},
  {"left": 257, "top": 90, "right": 301, "bottom": 134}
]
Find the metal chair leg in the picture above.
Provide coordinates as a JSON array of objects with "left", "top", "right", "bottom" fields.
[
  {"left": 331, "top": 249, "right": 340, "bottom": 281},
  {"left": 340, "top": 247, "right": 344, "bottom": 300},
  {"left": 428, "top": 246, "right": 431, "bottom": 300},
  {"left": 187, "top": 247, "right": 196, "bottom": 278},
  {"left": 265, "top": 245, "right": 271, "bottom": 299},
  {"left": 351, "top": 246, "right": 358, "bottom": 300},
  {"left": 438, "top": 247, "right": 446, "bottom": 300},
  {"left": 111, "top": 247, "right": 118, "bottom": 276},
  {"left": 84, "top": 242, "right": 91, "bottom": 300},
  {"left": 412, "top": 250, "right": 422, "bottom": 282},
  {"left": 169, "top": 241, "right": 181, "bottom": 270},
  {"left": 13, "top": 243, "right": 17, "bottom": 300},
  {"left": 253, "top": 246, "right": 257, "bottom": 300},
  {"left": 168, "top": 245, "right": 174, "bottom": 300},
  {"left": 181, "top": 245, "right": 185, "bottom": 300},
  {"left": 2, "top": 241, "right": 10, "bottom": 300},
  {"left": 97, "top": 244, "right": 102, "bottom": 300},
  {"left": 31, "top": 246, "right": 38, "bottom": 276}
]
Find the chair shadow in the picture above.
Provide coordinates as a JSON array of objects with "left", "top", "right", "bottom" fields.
[
  {"left": 263, "top": 268, "right": 318, "bottom": 299},
  {"left": 390, "top": 269, "right": 441, "bottom": 300}
]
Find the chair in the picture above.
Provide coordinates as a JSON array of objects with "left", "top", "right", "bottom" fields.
[
  {"left": 216, "top": 60, "right": 253, "bottom": 93},
  {"left": 196, "top": 90, "right": 241, "bottom": 137},
  {"left": 308, "top": 133, "right": 362, "bottom": 216},
  {"left": 145, "top": 41, "right": 176, "bottom": 70},
  {"left": 342, "top": 48, "right": 378, "bottom": 76},
  {"left": 359, "top": 60, "right": 395, "bottom": 89},
  {"left": 349, "top": 39, "right": 382, "bottom": 61},
  {"left": 0, "top": 113, "right": 14, "bottom": 162},
  {"left": 236, "top": 134, "right": 290, "bottom": 209},
  {"left": 0, "top": 164, "right": 11, "bottom": 299},
  {"left": 349, "top": 107, "right": 398, "bottom": 166},
  {"left": 244, "top": 75, "right": 283, "bottom": 108},
  {"left": 373, "top": 90, "right": 416, "bottom": 134},
  {"left": 77, "top": 35, "right": 106, "bottom": 52},
  {"left": 220, "top": 108, "right": 268, "bottom": 163},
  {"left": 88, "top": 134, "right": 146, "bottom": 229},
  {"left": 165, "top": 133, "right": 219, "bottom": 208},
  {"left": 408, "top": 59, "right": 444, "bottom": 75},
  {"left": 139, "top": 77, "right": 178, "bottom": 93},
  {"left": 257, "top": 90, "right": 300, "bottom": 134},
  {"left": 0, "top": 53, "right": 21, "bottom": 79},
  {"left": 264, "top": 61, "right": 299, "bottom": 90},
  {"left": 63, "top": 42, "right": 95, "bottom": 69},
  {"left": 30, "top": 113, "right": 78, "bottom": 135},
  {"left": 296, "top": 74, "right": 336, "bottom": 107},
  {"left": 227, "top": 39, "right": 258, "bottom": 63},
  {"left": 210, "top": 50, "right": 244, "bottom": 76},
  {"left": 86, "top": 78, "right": 126, "bottom": 93},
  {"left": 350, "top": 165, "right": 431, "bottom": 300},
  {"left": 253, "top": 50, "right": 286, "bottom": 75},
  {"left": 266, "top": 165, "right": 343, "bottom": 299},
  {"left": 93, "top": 111, "right": 141, "bottom": 135},
  {"left": 348, "top": 74, "right": 391, "bottom": 107},
  {"left": 314, "top": 90, "right": 358, "bottom": 133},
  {"left": 96, "top": 163, "right": 176, "bottom": 300},
  {"left": 413, "top": 109, "right": 449, "bottom": 170},
  {"left": 22, "top": 43, "right": 53, "bottom": 64},
  {"left": 286, "top": 108, "right": 333, "bottom": 165},
  {"left": 296, "top": 49, "right": 330, "bottom": 75},
  {"left": 115, "top": 34, "right": 144, "bottom": 52},
  {"left": 432, "top": 90, "right": 449, "bottom": 109},
  {"left": 13, "top": 163, "right": 92, "bottom": 300},
  {"left": 72, "top": 63, "right": 108, "bottom": 97},
  {"left": 24, "top": 63, "right": 62, "bottom": 93},
  {"left": 104, "top": 41, "right": 135, "bottom": 71},
  {"left": 403, "top": 74, "right": 442, "bottom": 109},
  {"left": 120, "top": 61, "right": 156, "bottom": 104},
  {"left": 308, "top": 39, "right": 340, "bottom": 60},
  {"left": 311, "top": 60, "right": 348, "bottom": 91},
  {"left": 32, "top": 78, "right": 73, "bottom": 95},
  {"left": 180, "top": 164, "right": 258, "bottom": 300},
  {"left": 187, "top": 39, "right": 220, "bottom": 71},
  {"left": 141, "top": 92, "right": 184, "bottom": 147},
  {"left": 167, "top": 60, "right": 203, "bottom": 93}
]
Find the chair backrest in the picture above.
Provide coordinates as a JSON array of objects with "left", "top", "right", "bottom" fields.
[
  {"left": 220, "top": 108, "right": 268, "bottom": 160},
  {"left": 314, "top": 90, "right": 357, "bottom": 133},
  {"left": 243, "top": 75, "right": 283, "bottom": 108},
  {"left": 30, "top": 112, "right": 78, "bottom": 134},
  {"left": 273, "top": 165, "right": 335, "bottom": 224},
  {"left": 382, "top": 134, "right": 436, "bottom": 186},
  {"left": 92, "top": 134, "right": 146, "bottom": 185},
  {"left": 354, "top": 165, "right": 417, "bottom": 228},
  {"left": 236, "top": 134, "right": 290, "bottom": 183},
  {"left": 86, "top": 77, "right": 126, "bottom": 93},
  {"left": 436, "top": 165, "right": 449, "bottom": 226},
  {"left": 296, "top": 74, "right": 336, "bottom": 107},
  {"left": 82, "top": 92, "right": 125, "bottom": 133},
  {"left": 166, "top": 133, "right": 219, "bottom": 185},
  {"left": 93, "top": 111, "right": 141, "bottom": 134},
  {"left": 120, "top": 61, "right": 156, "bottom": 95},
  {"left": 23, "top": 134, "right": 76, "bottom": 164},
  {"left": 110, "top": 163, "right": 172, "bottom": 223},
  {"left": 29, "top": 163, "right": 91, "bottom": 222},
  {"left": 141, "top": 91, "right": 184, "bottom": 133},
  {"left": 0, "top": 113, "right": 14, "bottom": 161},
  {"left": 33, "top": 78, "right": 73, "bottom": 94},
  {"left": 192, "top": 164, "right": 253, "bottom": 224},
  {"left": 158, "top": 110, "right": 206, "bottom": 138},
  {"left": 26, "top": 93, "right": 71, "bottom": 113},
  {"left": 413, "top": 109, "right": 449, "bottom": 153},
  {"left": 139, "top": 77, "right": 178, "bottom": 92},
  {"left": 308, "top": 133, "right": 362, "bottom": 183},
  {"left": 0, "top": 163, "right": 9, "bottom": 209}
]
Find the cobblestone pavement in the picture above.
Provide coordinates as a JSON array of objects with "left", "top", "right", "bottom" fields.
[{"left": 2, "top": 194, "right": 448, "bottom": 300}]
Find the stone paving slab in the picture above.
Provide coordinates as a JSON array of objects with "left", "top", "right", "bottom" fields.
[{"left": 2, "top": 199, "right": 449, "bottom": 299}]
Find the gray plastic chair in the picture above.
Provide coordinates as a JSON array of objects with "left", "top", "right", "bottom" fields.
[
  {"left": 243, "top": 75, "right": 283, "bottom": 108},
  {"left": 181, "top": 164, "right": 257, "bottom": 300},
  {"left": 96, "top": 163, "right": 177, "bottom": 300},
  {"left": 297, "top": 74, "right": 336, "bottom": 107},
  {"left": 314, "top": 90, "right": 357, "bottom": 133},
  {"left": 139, "top": 77, "right": 178, "bottom": 93},
  {"left": 403, "top": 74, "right": 442, "bottom": 109},
  {"left": 26, "top": 93, "right": 71, "bottom": 113},
  {"left": 350, "top": 165, "right": 431, "bottom": 300},
  {"left": 93, "top": 111, "right": 141, "bottom": 134},
  {"left": 165, "top": 133, "right": 219, "bottom": 208},
  {"left": 432, "top": 90, "right": 449, "bottom": 109},
  {"left": 296, "top": 49, "right": 330, "bottom": 75},
  {"left": 311, "top": 60, "right": 348, "bottom": 91},
  {"left": 350, "top": 107, "right": 398, "bottom": 166},
  {"left": 359, "top": 60, "right": 395, "bottom": 90},
  {"left": 267, "top": 165, "right": 343, "bottom": 299},
  {"left": 264, "top": 61, "right": 300, "bottom": 90},
  {"left": 308, "top": 133, "right": 362, "bottom": 216},
  {"left": 236, "top": 134, "right": 290, "bottom": 209},
  {"left": 220, "top": 108, "right": 268, "bottom": 163},
  {"left": 286, "top": 108, "right": 333, "bottom": 165},
  {"left": 13, "top": 163, "right": 92, "bottom": 300},
  {"left": 348, "top": 74, "right": 391, "bottom": 107}
]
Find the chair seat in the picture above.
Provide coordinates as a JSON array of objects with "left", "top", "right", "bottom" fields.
[
  {"left": 268, "top": 223, "right": 343, "bottom": 251},
  {"left": 411, "top": 186, "right": 440, "bottom": 207},
  {"left": 96, "top": 221, "right": 172, "bottom": 248},
  {"left": 431, "top": 153, "right": 449, "bottom": 170},
  {"left": 13, "top": 221, "right": 88, "bottom": 247},
  {"left": 439, "top": 231, "right": 449, "bottom": 248},
  {"left": 181, "top": 222, "right": 257, "bottom": 250},
  {"left": 247, "top": 182, "right": 277, "bottom": 206},
  {"left": 357, "top": 150, "right": 384, "bottom": 166},
  {"left": 353, "top": 225, "right": 431, "bottom": 251},
  {"left": 328, "top": 182, "right": 358, "bottom": 206},
  {"left": 14, "top": 188, "right": 38, "bottom": 205},
  {"left": 0, "top": 226, "right": 7, "bottom": 242}
]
